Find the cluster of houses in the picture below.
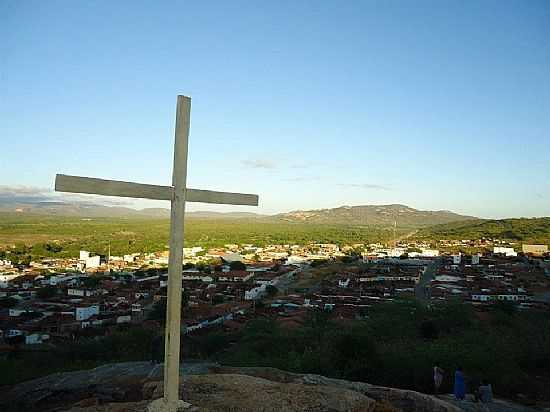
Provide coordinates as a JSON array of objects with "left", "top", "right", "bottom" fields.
[
  {"left": 1, "top": 239, "right": 548, "bottom": 347},
  {"left": 254, "top": 259, "right": 428, "bottom": 326},
  {"left": 428, "top": 251, "right": 550, "bottom": 310},
  {"left": 0, "top": 250, "right": 300, "bottom": 347}
]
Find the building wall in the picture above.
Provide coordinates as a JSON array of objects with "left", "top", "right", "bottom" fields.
[
  {"left": 522, "top": 244, "right": 548, "bottom": 256},
  {"left": 75, "top": 305, "right": 100, "bottom": 321}
]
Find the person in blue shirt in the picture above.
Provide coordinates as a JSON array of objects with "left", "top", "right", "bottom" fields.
[{"left": 454, "top": 367, "right": 466, "bottom": 400}]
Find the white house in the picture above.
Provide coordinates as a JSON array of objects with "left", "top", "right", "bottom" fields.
[
  {"left": 80, "top": 250, "right": 91, "bottom": 260},
  {"left": 183, "top": 247, "right": 204, "bottom": 257},
  {"left": 0, "top": 273, "right": 23, "bottom": 288},
  {"left": 124, "top": 254, "right": 138, "bottom": 263},
  {"left": 287, "top": 255, "right": 310, "bottom": 265},
  {"left": 75, "top": 305, "right": 100, "bottom": 321},
  {"left": 245, "top": 284, "right": 267, "bottom": 300},
  {"left": 6, "top": 329, "right": 23, "bottom": 338},
  {"left": 182, "top": 269, "right": 214, "bottom": 282},
  {"left": 494, "top": 247, "right": 517, "bottom": 257},
  {"left": 116, "top": 314, "right": 132, "bottom": 324},
  {"left": 86, "top": 255, "right": 101, "bottom": 268},
  {"left": 9, "top": 308, "right": 29, "bottom": 317},
  {"left": 338, "top": 278, "right": 351, "bottom": 288},
  {"left": 68, "top": 288, "right": 96, "bottom": 297},
  {"left": 25, "top": 333, "right": 49, "bottom": 345},
  {"left": 471, "top": 293, "right": 530, "bottom": 302},
  {"left": 420, "top": 249, "right": 440, "bottom": 257}
]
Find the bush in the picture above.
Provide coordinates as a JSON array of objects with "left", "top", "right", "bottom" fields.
[
  {"left": 0, "top": 297, "right": 18, "bottom": 308},
  {"left": 229, "top": 261, "right": 246, "bottom": 271},
  {"left": 36, "top": 286, "right": 57, "bottom": 299}
]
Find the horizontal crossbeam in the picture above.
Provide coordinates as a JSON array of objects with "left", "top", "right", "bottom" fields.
[{"left": 55, "top": 174, "right": 259, "bottom": 206}]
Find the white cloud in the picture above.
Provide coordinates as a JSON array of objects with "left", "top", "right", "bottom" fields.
[
  {"left": 241, "top": 159, "right": 276, "bottom": 169},
  {"left": 338, "top": 183, "right": 391, "bottom": 191}
]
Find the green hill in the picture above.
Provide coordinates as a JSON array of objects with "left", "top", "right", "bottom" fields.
[
  {"left": 416, "top": 217, "right": 550, "bottom": 244},
  {"left": 275, "top": 204, "right": 475, "bottom": 227}
]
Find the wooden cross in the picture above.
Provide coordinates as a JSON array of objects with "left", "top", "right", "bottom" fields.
[{"left": 55, "top": 95, "right": 259, "bottom": 411}]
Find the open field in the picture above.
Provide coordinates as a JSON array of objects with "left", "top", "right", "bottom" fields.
[{"left": 0, "top": 213, "right": 398, "bottom": 258}]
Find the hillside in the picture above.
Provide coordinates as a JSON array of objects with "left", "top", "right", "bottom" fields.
[
  {"left": 0, "top": 200, "right": 474, "bottom": 227},
  {"left": 276, "top": 204, "right": 476, "bottom": 227},
  {"left": 416, "top": 217, "right": 550, "bottom": 244},
  {"left": 0, "top": 362, "right": 535, "bottom": 412},
  {"left": 0, "top": 201, "right": 272, "bottom": 219}
]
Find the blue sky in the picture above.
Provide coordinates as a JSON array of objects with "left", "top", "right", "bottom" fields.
[{"left": 1, "top": 1, "right": 549, "bottom": 218}]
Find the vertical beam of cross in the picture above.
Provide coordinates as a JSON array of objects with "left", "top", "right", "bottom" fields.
[{"left": 163, "top": 95, "right": 190, "bottom": 407}]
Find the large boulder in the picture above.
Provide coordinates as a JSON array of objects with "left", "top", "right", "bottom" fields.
[
  {"left": 211, "top": 366, "right": 463, "bottom": 412},
  {"left": 145, "top": 373, "right": 375, "bottom": 412}
]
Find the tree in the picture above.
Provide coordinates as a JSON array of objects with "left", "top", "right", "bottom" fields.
[
  {"left": 149, "top": 294, "right": 188, "bottom": 322},
  {"left": 20, "top": 311, "right": 42, "bottom": 320},
  {"left": 494, "top": 300, "right": 516, "bottom": 316},
  {"left": 182, "top": 290, "right": 190, "bottom": 307},
  {"left": 6, "top": 334, "right": 25, "bottom": 345},
  {"left": 0, "top": 297, "right": 18, "bottom": 308},
  {"left": 212, "top": 294, "right": 225, "bottom": 305},
  {"left": 265, "top": 285, "right": 278, "bottom": 298},
  {"left": 419, "top": 319, "right": 439, "bottom": 340},
  {"left": 149, "top": 299, "right": 167, "bottom": 322},
  {"left": 44, "top": 243, "right": 63, "bottom": 253},
  {"left": 36, "top": 286, "right": 57, "bottom": 300},
  {"left": 197, "top": 263, "right": 212, "bottom": 274},
  {"left": 229, "top": 261, "right": 246, "bottom": 271}
]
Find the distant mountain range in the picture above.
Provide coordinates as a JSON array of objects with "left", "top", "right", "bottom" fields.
[
  {"left": 0, "top": 201, "right": 172, "bottom": 218},
  {"left": 0, "top": 200, "right": 265, "bottom": 219},
  {"left": 275, "top": 204, "right": 476, "bottom": 227},
  {"left": 0, "top": 199, "right": 477, "bottom": 228}
]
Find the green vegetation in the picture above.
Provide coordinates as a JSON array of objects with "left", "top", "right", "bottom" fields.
[
  {"left": 416, "top": 217, "right": 550, "bottom": 245},
  {"left": 222, "top": 300, "right": 550, "bottom": 402},
  {"left": 0, "top": 326, "right": 155, "bottom": 386},
  {"left": 35, "top": 286, "right": 57, "bottom": 300},
  {"left": 0, "top": 213, "right": 398, "bottom": 259},
  {"left": 1, "top": 301, "right": 549, "bottom": 404},
  {"left": 0, "top": 324, "right": 232, "bottom": 386},
  {"left": 0, "top": 297, "right": 18, "bottom": 308}
]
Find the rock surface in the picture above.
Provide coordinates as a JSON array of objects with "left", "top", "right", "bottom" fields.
[{"left": 0, "top": 362, "right": 538, "bottom": 412}]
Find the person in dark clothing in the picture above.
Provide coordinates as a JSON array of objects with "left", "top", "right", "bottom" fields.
[
  {"left": 151, "top": 334, "right": 164, "bottom": 364},
  {"left": 470, "top": 376, "right": 481, "bottom": 402},
  {"left": 479, "top": 380, "right": 493, "bottom": 403}
]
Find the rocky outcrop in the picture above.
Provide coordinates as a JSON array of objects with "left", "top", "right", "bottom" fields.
[
  {"left": 0, "top": 362, "right": 538, "bottom": 412},
  {"left": 211, "top": 366, "right": 463, "bottom": 412},
  {"left": 0, "top": 361, "right": 214, "bottom": 412}
]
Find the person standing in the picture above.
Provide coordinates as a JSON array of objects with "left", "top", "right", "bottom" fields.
[
  {"left": 433, "top": 362, "right": 445, "bottom": 395},
  {"left": 151, "top": 333, "right": 164, "bottom": 364},
  {"left": 479, "top": 380, "right": 493, "bottom": 403},
  {"left": 454, "top": 367, "right": 466, "bottom": 400}
]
